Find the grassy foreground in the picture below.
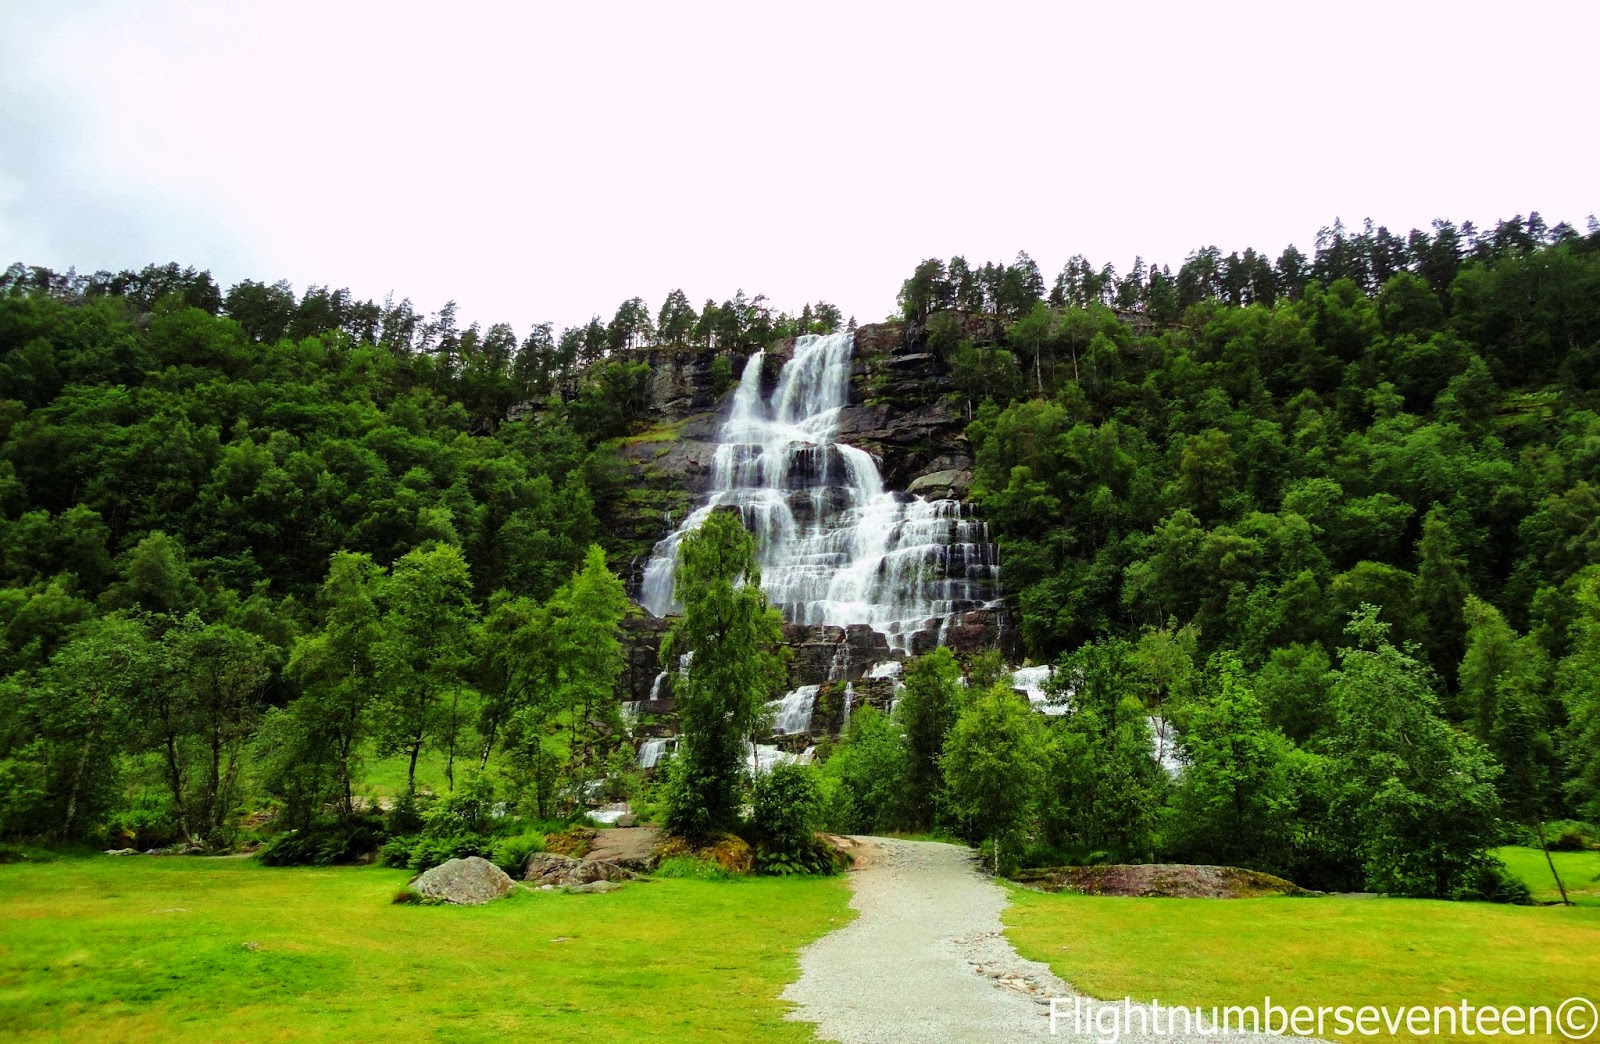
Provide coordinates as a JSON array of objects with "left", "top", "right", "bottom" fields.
[
  {"left": 0, "top": 856, "right": 849, "bottom": 1042},
  {"left": 1004, "top": 850, "right": 1600, "bottom": 1043}
]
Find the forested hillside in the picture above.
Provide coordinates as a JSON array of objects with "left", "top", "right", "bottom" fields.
[
  {"left": 844, "top": 213, "right": 1600, "bottom": 894},
  {"left": 0, "top": 262, "right": 842, "bottom": 846},
  {"left": 2, "top": 213, "right": 1599, "bottom": 902}
]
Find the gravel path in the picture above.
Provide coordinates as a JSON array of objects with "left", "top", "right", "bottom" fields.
[{"left": 783, "top": 837, "right": 1283, "bottom": 1043}]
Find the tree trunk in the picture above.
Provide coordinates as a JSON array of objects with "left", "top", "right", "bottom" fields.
[
  {"left": 479, "top": 723, "right": 497, "bottom": 770},
  {"left": 406, "top": 743, "right": 421, "bottom": 797},
  {"left": 59, "top": 686, "right": 105, "bottom": 842},
  {"left": 59, "top": 733, "right": 94, "bottom": 842},
  {"left": 1534, "top": 819, "right": 1571, "bottom": 906}
]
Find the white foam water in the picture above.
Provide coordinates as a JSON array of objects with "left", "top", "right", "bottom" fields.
[
  {"left": 636, "top": 737, "right": 675, "bottom": 769},
  {"left": 639, "top": 332, "right": 997, "bottom": 653},
  {"left": 772, "top": 685, "right": 819, "bottom": 735}
]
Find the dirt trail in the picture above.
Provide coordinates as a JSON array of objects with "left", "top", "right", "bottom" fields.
[{"left": 783, "top": 837, "right": 1291, "bottom": 1043}]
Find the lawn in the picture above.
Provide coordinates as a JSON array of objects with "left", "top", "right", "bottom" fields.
[
  {"left": 1003, "top": 851, "right": 1600, "bottom": 1043},
  {"left": 1495, "top": 844, "right": 1600, "bottom": 907},
  {"left": 0, "top": 855, "right": 850, "bottom": 1042}
]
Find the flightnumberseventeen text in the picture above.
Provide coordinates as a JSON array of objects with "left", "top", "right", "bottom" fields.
[{"left": 1048, "top": 995, "right": 1597, "bottom": 1040}]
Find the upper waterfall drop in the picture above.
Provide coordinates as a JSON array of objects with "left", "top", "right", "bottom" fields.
[{"left": 638, "top": 331, "right": 998, "bottom": 653}]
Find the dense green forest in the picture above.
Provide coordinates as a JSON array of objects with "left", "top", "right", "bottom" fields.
[
  {"left": 820, "top": 213, "right": 1600, "bottom": 897},
  {"left": 2, "top": 212, "right": 1598, "bottom": 901}
]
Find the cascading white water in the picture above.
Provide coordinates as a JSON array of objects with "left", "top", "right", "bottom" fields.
[
  {"left": 771, "top": 685, "right": 819, "bottom": 735},
  {"left": 636, "top": 737, "right": 675, "bottom": 769},
  {"left": 639, "top": 331, "right": 997, "bottom": 653}
]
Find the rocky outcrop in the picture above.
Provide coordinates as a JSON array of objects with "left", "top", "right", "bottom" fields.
[
  {"left": 524, "top": 852, "right": 635, "bottom": 887},
  {"left": 836, "top": 322, "right": 974, "bottom": 491},
  {"left": 1014, "top": 864, "right": 1314, "bottom": 899},
  {"left": 409, "top": 856, "right": 515, "bottom": 905}
]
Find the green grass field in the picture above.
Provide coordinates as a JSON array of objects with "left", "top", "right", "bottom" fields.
[
  {"left": 1004, "top": 847, "right": 1600, "bottom": 1043},
  {"left": 1495, "top": 844, "right": 1600, "bottom": 907},
  {"left": 0, "top": 856, "right": 849, "bottom": 1042}
]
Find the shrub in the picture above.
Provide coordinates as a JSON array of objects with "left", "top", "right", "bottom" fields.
[
  {"left": 385, "top": 793, "right": 426, "bottom": 836},
  {"left": 419, "top": 772, "right": 498, "bottom": 836},
  {"left": 1457, "top": 858, "right": 1534, "bottom": 904},
  {"left": 102, "top": 792, "right": 184, "bottom": 851},
  {"left": 258, "top": 817, "right": 384, "bottom": 867},
  {"left": 490, "top": 831, "right": 546, "bottom": 876},
  {"left": 379, "top": 831, "right": 494, "bottom": 872},
  {"left": 749, "top": 762, "right": 837, "bottom": 875},
  {"left": 817, "top": 706, "right": 911, "bottom": 835}
]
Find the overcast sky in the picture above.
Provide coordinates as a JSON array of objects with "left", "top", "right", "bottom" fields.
[{"left": 2, "top": 0, "right": 1595, "bottom": 332}]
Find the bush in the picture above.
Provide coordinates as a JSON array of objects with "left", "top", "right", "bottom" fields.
[
  {"left": 490, "top": 831, "right": 546, "bottom": 876},
  {"left": 419, "top": 772, "right": 498, "bottom": 836},
  {"left": 1457, "top": 858, "right": 1534, "bottom": 904},
  {"left": 817, "top": 706, "right": 911, "bottom": 835},
  {"left": 1502, "top": 820, "right": 1598, "bottom": 851},
  {"left": 385, "top": 793, "right": 426, "bottom": 836},
  {"left": 102, "top": 792, "right": 183, "bottom": 851},
  {"left": 380, "top": 830, "right": 493, "bottom": 872},
  {"left": 748, "top": 762, "right": 837, "bottom": 875},
  {"left": 1551, "top": 828, "right": 1593, "bottom": 852},
  {"left": 378, "top": 772, "right": 512, "bottom": 871},
  {"left": 258, "top": 817, "right": 384, "bottom": 867}
]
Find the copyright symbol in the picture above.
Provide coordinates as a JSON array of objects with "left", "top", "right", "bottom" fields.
[{"left": 1559, "top": 997, "right": 1598, "bottom": 1039}]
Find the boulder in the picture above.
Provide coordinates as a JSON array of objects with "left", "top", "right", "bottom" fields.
[
  {"left": 906, "top": 468, "right": 973, "bottom": 500},
  {"left": 523, "top": 852, "right": 634, "bottom": 887},
  {"left": 409, "top": 856, "right": 515, "bottom": 905},
  {"left": 565, "top": 880, "right": 625, "bottom": 894}
]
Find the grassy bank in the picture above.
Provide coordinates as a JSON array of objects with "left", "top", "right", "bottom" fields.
[
  {"left": 1495, "top": 844, "right": 1600, "bottom": 907},
  {"left": 0, "top": 855, "right": 849, "bottom": 1042},
  {"left": 1003, "top": 850, "right": 1600, "bottom": 1043}
]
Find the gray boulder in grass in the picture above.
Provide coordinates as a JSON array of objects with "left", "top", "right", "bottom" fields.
[{"left": 410, "top": 856, "right": 515, "bottom": 905}]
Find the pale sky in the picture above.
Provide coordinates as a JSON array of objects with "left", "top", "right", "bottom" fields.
[{"left": 2, "top": 0, "right": 1595, "bottom": 333}]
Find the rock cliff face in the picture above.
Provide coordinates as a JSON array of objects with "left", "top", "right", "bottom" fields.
[{"left": 607, "top": 323, "right": 1013, "bottom": 739}]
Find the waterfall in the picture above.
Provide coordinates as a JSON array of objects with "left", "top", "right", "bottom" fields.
[
  {"left": 771, "top": 685, "right": 819, "bottom": 735},
  {"left": 639, "top": 331, "right": 997, "bottom": 653},
  {"left": 1010, "top": 665, "right": 1067, "bottom": 717},
  {"left": 637, "top": 737, "right": 675, "bottom": 769}
]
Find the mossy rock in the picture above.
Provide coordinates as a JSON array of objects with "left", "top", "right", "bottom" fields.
[
  {"left": 1015, "top": 863, "right": 1315, "bottom": 899},
  {"left": 655, "top": 832, "right": 755, "bottom": 874}
]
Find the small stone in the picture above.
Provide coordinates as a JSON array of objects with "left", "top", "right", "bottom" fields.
[{"left": 242, "top": 942, "right": 259, "bottom": 951}]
